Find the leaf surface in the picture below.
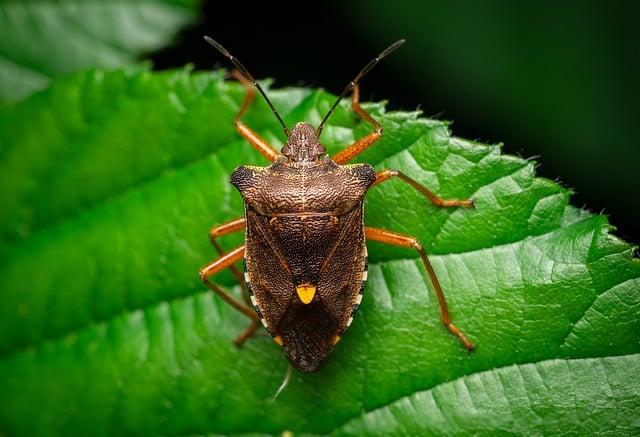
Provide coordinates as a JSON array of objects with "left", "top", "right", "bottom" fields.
[
  {"left": 0, "top": 68, "right": 638, "bottom": 436},
  {"left": 0, "top": 0, "right": 199, "bottom": 101}
]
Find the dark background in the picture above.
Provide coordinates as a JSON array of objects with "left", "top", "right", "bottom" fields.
[{"left": 153, "top": 0, "right": 640, "bottom": 244}]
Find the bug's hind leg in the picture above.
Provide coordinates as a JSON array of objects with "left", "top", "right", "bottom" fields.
[
  {"left": 332, "top": 84, "right": 383, "bottom": 164},
  {"left": 199, "top": 245, "right": 261, "bottom": 347},
  {"left": 365, "top": 227, "right": 475, "bottom": 351},
  {"left": 234, "top": 319, "right": 260, "bottom": 347}
]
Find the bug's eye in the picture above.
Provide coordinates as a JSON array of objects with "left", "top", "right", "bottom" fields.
[{"left": 281, "top": 145, "right": 290, "bottom": 156}]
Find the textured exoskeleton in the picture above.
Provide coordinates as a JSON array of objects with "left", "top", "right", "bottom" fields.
[{"left": 231, "top": 123, "right": 375, "bottom": 372}]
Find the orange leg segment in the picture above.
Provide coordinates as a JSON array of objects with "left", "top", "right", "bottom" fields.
[
  {"left": 373, "top": 170, "right": 475, "bottom": 208},
  {"left": 231, "top": 70, "right": 280, "bottom": 162},
  {"left": 199, "top": 245, "right": 260, "bottom": 346},
  {"left": 209, "top": 217, "right": 246, "bottom": 289},
  {"left": 332, "top": 84, "right": 383, "bottom": 164},
  {"left": 365, "top": 227, "right": 475, "bottom": 351}
]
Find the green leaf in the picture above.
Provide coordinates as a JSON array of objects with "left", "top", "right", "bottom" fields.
[
  {"left": 0, "top": 67, "right": 638, "bottom": 436},
  {"left": 0, "top": 0, "right": 199, "bottom": 102},
  {"left": 336, "top": 355, "right": 640, "bottom": 435}
]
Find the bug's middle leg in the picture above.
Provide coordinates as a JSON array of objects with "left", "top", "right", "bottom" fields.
[
  {"left": 332, "top": 84, "right": 383, "bottom": 164},
  {"left": 372, "top": 170, "right": 475, "bottom": 208},
  {"left": 208, "top": 217, "right": 246, "bottom": 293},
  {"left": 199, "top": 245, "right": 260, "bottom": 346},
  {"left": 230, "top": 70, "right": 280, "bottom": 162},
  {"left": 365, "top": 226, "right": 475, "bottom": 351}
]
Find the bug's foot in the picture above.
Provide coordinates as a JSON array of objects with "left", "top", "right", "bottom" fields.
[
  {"left": 445, "top": 322, "right": 476, "bottom": 352},
  {"left": 434, "top": 198, "right": 475, "bottom": 208}
]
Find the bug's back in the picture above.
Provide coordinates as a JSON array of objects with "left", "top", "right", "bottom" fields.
[{"left": 230, "top": 157, "right": 375, "bottom": 372}]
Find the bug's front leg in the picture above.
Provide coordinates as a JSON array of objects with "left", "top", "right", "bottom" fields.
[
  {"left": 332, "top": 84, "right": 383, "bottom": 164},
  {"left": 372, "top": 170, "right": 475, "bottom": 208},
  {"left": 230, "top": 70, "right": 280, "bottom": 162},
  {"left": 199, "top": 245, "right": 260, "bottom": 346},
  {"left": 365, "top": 227, "right": 475, "bottom": 351}
]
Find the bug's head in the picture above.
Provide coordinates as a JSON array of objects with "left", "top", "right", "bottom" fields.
[{"left": 282, "top": 122, "right": 326, "bottom": 163}]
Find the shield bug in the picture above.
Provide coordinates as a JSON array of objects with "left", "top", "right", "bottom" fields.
[{"left": 199, "top": 36, "right": 476, "bottom": 374}]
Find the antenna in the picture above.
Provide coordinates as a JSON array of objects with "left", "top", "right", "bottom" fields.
[
  {"left": 204, "top": 36, "right": 290, "bottom": 136},
  {"left": 317, "top": 39, "right": 406, "bottom": 136}
]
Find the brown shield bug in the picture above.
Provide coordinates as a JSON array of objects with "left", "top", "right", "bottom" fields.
[{"left": 199, "top": 36, "right": 476, "bottom": 374}]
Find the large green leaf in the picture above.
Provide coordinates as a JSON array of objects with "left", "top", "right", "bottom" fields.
[
  {"left": 0, "top": 67, "right": 638, "bottom": 436},
  {"left": 0, "top": 0, "right": 199, "bottom": 102}
]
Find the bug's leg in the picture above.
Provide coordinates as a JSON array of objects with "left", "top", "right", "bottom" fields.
[
  {"left": 234, "top": 319, "right": 260, "bottom": 347},
  {"left": 199, "top": 246, "right": 255, "bottom": 319},
  {"left": 230, "top": 70, "right": 280, "bottom": 162},
  {"left": 332, "top": 84, "right": 383, "bottom": 164},
  {"left": 365, "top": 227, "right": 475, "bottom": 351},
  {"left": 209, "top": 217, "right": 247, "bottom": 294},
  {"left": 373, "top": 170, "right": 474, "bottom": 208},
  {"left": 199, "top": 245, "right": 260, "bottom": 346}
]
